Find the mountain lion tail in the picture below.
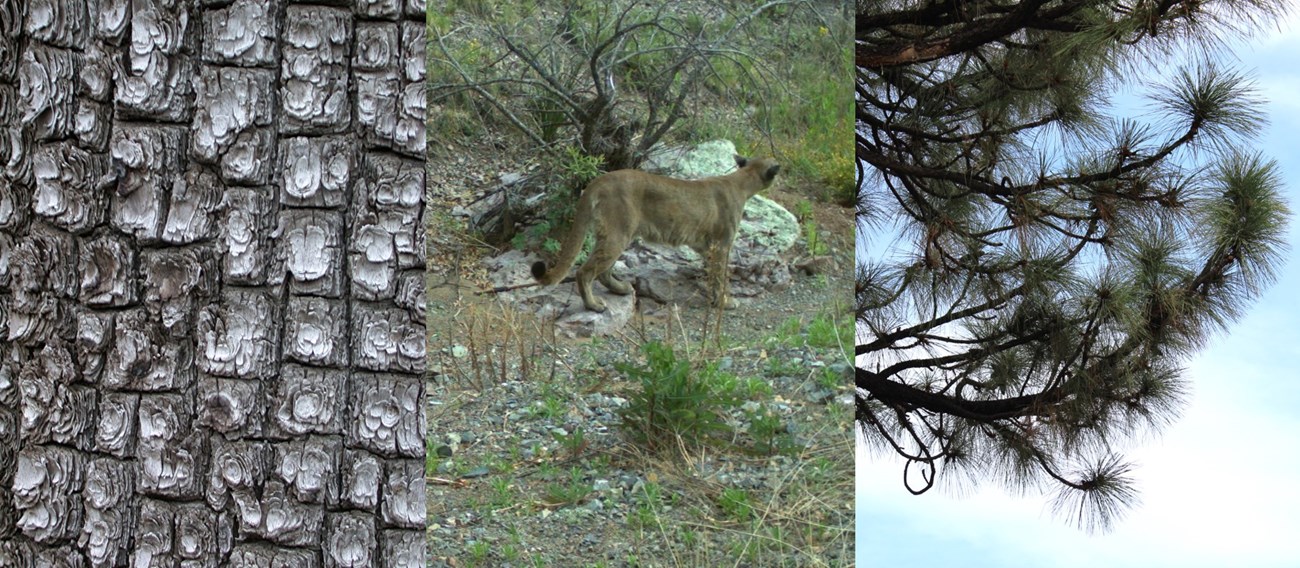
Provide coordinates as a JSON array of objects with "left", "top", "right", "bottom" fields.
[{"left": 531, "top": 192, "right": 594, "bottom": 285}]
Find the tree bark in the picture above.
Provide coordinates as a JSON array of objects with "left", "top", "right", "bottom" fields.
[{"left": 0, "top": 0, "right": 427, "bottom": 565}]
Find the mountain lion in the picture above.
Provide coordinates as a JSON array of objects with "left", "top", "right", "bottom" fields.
[{"left": 532, "top": 155, "right": 781, "bottom": 312}]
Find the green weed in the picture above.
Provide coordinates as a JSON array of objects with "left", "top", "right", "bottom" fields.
[
  {"left": 489, "top": 476, "right": 514, "bottom": 509},
  {"left": 543, "top": 466, "right": 594, "bottom": 506},
  {"left": 807, "top": 311, "right": 853, "bottom": 363},
  {"left": 746, "top": 404, "right": 796, "bottom": 455},
  {"left": 765, "top": 316, "right": 804, "bottom": 349},
  {"left": 718, "top": 487, "right": 754, "bottom": 522},
  {"left": 817, "top": 365, "right": 844, "bottom": 390},
  {"left": 467, "top": 540, "right": 490, "bottom": 565},
  {"left": 553, "top": 426, "right": 588, "bottom": 459},
  {"left": 764, "top": 357, "right": 806, "bottom": 379}
]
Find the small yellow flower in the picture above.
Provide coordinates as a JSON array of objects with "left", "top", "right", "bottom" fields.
[{"left": 819, "top": 26, "right": 828, "bottom": 36}]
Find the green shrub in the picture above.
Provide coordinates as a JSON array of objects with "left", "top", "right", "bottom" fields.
[
  {"left": 616, "top": 342, "right": 743, "bottom": 451},
  {"left": 560, "top": 145, "right": 605, "bottom": 187}
]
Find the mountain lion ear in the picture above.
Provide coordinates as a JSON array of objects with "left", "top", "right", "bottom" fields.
[
  {"left": 765, "top": 164, "right": 781, "bottom": 181},
  {"left": 734, "top": 155, "right": 748, "bottom": 168}
]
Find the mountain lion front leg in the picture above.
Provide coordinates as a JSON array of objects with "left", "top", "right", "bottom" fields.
[{"left": 704, "top": 241, "right": 738, "bottom": 309}]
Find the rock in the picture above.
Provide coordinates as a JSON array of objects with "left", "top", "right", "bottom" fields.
[
  {"left": 805, "top": 387, "right": 835, "bottom": 403},
  {"left": 461, "top": 466, "right": 490, "bottom": 479},
  {"left": 794, "top": 254, "right": 836, "bottom": 275},
  {"left": 828, "top": 361, "right": 852, "bottom": 378},
  {"left": 737, "top": 194, "right": 798, "bottom": 252},
  {"left": 483, "top": 250, "right": 636, "bottom": 338},
  {"left": 643, "top": 139, "right": 740, "bottom": 178}
]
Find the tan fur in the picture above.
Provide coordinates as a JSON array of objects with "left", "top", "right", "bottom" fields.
[{"left": 532, "top": 155, "right": 781, "bottom": 312}]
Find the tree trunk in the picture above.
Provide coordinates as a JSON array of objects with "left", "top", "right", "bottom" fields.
[{"left": 0, "top": 0, "right": 427, "bottom": 565}]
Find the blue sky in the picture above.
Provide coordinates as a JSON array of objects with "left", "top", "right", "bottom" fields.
[{"left": 857, "top": 12, "right": 1300, "bottom": 568}]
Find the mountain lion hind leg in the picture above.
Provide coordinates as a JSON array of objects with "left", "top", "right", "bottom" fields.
[{"left": 573, "top": 228, "right": 633, "bottom": 312}]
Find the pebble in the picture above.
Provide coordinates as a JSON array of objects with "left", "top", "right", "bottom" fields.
[{"left": 805, "top": 387, "right": 834, "bottom": 403}]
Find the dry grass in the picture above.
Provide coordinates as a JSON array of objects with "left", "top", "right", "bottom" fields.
[
  {"left": 437, "top": 300, "right": 556, "bottom": 390},
  {"left": 627, "top": 413, "right": 855, "bottom": 567}
]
